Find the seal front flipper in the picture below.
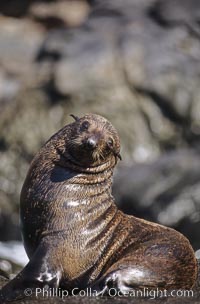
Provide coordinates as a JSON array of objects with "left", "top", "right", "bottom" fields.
[{"left": 0, "top": 241, "right": 61, "bottom": 302}]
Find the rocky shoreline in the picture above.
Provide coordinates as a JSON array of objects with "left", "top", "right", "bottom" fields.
[{"left": 1, "top": 1, "right": 200, "bottom": 301}]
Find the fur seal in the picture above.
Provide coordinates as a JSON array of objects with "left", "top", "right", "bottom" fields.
[{"left": 0, "top": 113, "right": 197, "bottom": 300}]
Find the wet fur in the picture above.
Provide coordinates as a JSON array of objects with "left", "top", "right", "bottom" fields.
[{"left": 0, "top": 113, "right": 197, "bottom": 301}]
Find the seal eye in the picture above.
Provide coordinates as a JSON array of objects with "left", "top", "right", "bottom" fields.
[
  {"left": 80, "top": 121, "right": 90, "bottom": 131},
  {"left": 107, "top": 137, "right": 114, "bottom": 148}
]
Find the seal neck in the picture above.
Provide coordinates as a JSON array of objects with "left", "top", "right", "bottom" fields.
[{"left": 55, "top": 147, "right": 117, "bottom": 174}]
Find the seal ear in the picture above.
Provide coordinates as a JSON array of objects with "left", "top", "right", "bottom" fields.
[
  {"left": 70, "top": 114, "right": 79, "bottom": 121},
  {"left": 117, "top": 153, "right": 122, "bottom": 161},
  {"left": 112, "top": 150, "right": 122, "bottom": 161},
  {"left": 114, "top": 152, "right": 122, "bottom": 161}
]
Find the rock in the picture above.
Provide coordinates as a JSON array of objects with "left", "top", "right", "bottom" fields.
[
  {"left": 0, "top": 69, "right": 20, "bottom": 101},
  {"left": 30, "top": 0, "right": 90, "bottom": 29},
  {"left": 0, "top": 241, "right": 28, "bottom": 269},
  {"left": 0, "top": 0, "right": 90, "bottom": 24},
  {"left": 113, "top": 149, "right": 200, "bottom": 250},
  {"left": 0, "top": 17, "right": 43, "bottom": 81},
  {"left": 196, "top": 249, "right": 200, "bottom": 260},
  {"left": 0, "top": 241, "right": 28, "bottom": 283},
  {"left": 0, "top": 0, "right": 32, "bottom": 17},
  {"left": 151, "top": 0, "right": 200, "bottom": 27}
]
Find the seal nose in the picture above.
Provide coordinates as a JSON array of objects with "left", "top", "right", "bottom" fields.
[{"left": 86, "top": 137, "right": 97, "bottom": 149}]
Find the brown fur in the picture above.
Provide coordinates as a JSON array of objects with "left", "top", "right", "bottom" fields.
[{"left": 0, "top": 113, "right": 197, "bottom": 300}]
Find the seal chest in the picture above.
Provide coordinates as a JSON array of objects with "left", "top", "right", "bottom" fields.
[{"left": 0, "top": 113, "right": 197, "bottom": 301}]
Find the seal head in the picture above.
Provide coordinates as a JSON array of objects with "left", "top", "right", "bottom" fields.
[{"left": 57, "top": 113, "right": 121, "bottom": 168}]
